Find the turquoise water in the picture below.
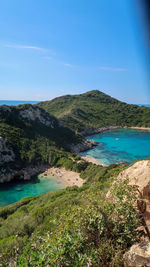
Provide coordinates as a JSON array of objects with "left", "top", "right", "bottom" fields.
[
  {"left": 0, "top": 175, "right": 65, "bottom": 207},
  {"left": 82, "top": 128, "right": 150, "bottom": 165}
]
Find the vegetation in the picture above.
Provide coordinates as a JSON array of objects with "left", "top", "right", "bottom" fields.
[
  {"left": 0, "top": 93, "right": 148, "bottom": 265},
  {"left": 0, "top": 162, "right": 142, "bottom": 266},
  {"left": 0, "top": 104, "right": 83, "bottom": 173},
  {"left": 37, "top": 90, "right": 150, "bottom": 132}
]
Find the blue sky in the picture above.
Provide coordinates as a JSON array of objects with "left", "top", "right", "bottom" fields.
[{"left": 0, "top": 0, "right": 149, "bottom": 103}]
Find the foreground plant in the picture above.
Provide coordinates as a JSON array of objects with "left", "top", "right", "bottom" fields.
[{"left": 14, "top": 179, "right": 141, "bottom": 267}]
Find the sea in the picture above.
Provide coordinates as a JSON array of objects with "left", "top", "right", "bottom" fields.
[
  {"left": 0, "top": 176, "right": 65, "bottom": 207},
  {"left": 0, "top": 100, "right": 39, "bottom": 106},
  {"left": 0, "top": 99, "right": 65, "bottom": 207},
  {"left": 82, "top": 128, "right": 150, "bottom": 166},
  {"left": 0, "top": 100, "right": 150, "bottom": 206},
  {"left": 0, "top": 100, "right": 149, "bottom": 107}
]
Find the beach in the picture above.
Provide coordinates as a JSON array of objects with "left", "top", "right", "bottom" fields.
[
  {"left": 81, "top": 155, "right": 105, "bottom": 166},
  {"left": 129, "top": 127, "right": 150, "bottom": 131},
  {"left": 40, "top": 167, "right": 84, "bottom": 187}
]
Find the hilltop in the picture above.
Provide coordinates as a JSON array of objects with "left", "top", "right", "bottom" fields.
[
  {"left": 37, "top": 90, "right": 150, "bottom": 133},
  {"left": 0, "top": 104, "right": 88, "bottom": 183}
]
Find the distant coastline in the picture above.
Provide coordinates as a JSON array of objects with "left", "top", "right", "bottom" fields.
[{"left": 0, "top": 100, "right": 149, "bottom": 107}]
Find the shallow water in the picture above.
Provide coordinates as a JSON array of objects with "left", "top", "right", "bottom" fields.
[
  {"left": 0, "top": 175, "right": 65, "bottom": 207},
  {"left": 82, "top": 128, "right": 150, "bottom": 165}
]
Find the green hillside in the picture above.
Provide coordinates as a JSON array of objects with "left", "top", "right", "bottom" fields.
[
  {"left": 37, "top": 90, "right": 150, "bottom": 132},
  {"left": 0, "top": 104, "right": 83, "bottom": 179},
  {"left": 0, "top": 162, "right": 142, "bottom": 266}
]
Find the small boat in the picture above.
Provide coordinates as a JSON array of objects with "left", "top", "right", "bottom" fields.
[{"left": 16, "top": 188, "right": 23, "bottom": 192}]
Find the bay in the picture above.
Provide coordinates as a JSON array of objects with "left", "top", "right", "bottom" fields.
[{"left": 82, "top": 128, "right": 150, "bottom": 166}]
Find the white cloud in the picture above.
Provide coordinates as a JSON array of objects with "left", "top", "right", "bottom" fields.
[
  {"left": 4, "top": 43, "right": 45, "bottom": 51},
  {"left": 63, "top": 63, "right": 73, "bottom": 67},
  {"left": 2, "top": 42, "right": 56, "bottom": 55},
  {"left": 99, "top": 66, "right": 127, "bottom": 72}
]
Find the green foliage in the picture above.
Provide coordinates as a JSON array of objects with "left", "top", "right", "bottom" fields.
[
  {"left": 37, "top": 90, "right": 150, "bottom": 132},
  {"left": 0, "top": 96, "right": 147, "bottom": 265},
  {"left": 0, "top": 162, "right": 142, "bottom": 266},
  {"left": 0, "top": 105, "right": 83, "bottom": 174},
  {"left": 15, "top": 179, "right": 140, "bottom": 266}
]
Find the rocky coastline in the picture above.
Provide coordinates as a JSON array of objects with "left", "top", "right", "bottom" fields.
[
  {"left": 70, "top": 139, "right": 99, "bottom": 154},
  {"left": 3, "top": 124, "right": 149, "bottom": 184},
  {"left": 0, "top": 164, "right": 50, "bottom": 183},
  {"left": 0, "top": 126, "right": 121, "bottom": 183},
  {"left": 80, "top": 125, "right": 124, "bottom": 136}
]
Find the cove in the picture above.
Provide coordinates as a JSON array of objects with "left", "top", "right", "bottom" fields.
[
  {"left": 0, "top": 175, "right": 65, "bottom": 207},
  {"left": 82, "top": 128, "right": 150, "bottom": 165}
]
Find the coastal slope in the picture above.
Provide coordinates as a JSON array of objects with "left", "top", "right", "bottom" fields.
[
  {"left": 37, "top": 90, "right": 150, "bottom": 133},
  {"left": 1, "top": 160, "right": 149, "bottom": 266},
  {"left": 0, "top": 104, "right": 88, "bottom": 182}
]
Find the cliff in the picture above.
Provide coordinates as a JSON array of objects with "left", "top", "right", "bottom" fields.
[{"left": 0, "top": 104, "right": 84, "bottom": 183}]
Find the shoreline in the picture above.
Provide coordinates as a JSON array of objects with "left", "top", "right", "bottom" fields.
[
  {"left": 40, "top": 167, "right": 84, "bottom": 187},
  {"left": 81, "top": 126, "right": 150, "bottom": 138},
  {"left": 81, "top": 126, "right": 124, "bottom": 136},
  {"left": 80, "top": 155, "right": 106, "bottom": 166},
  {"left": 129, "top": 127, "right": 150, "bottom": 131}
]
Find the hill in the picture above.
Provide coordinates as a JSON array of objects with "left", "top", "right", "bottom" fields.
[
  {"left": 0, "top": 104, "right": 85, "bottom": 183},
  {"left": 1, "top": 160, "right": 149, "bottom": 266},
  {"left": 37, "top": 90, "right": 150, "bottom": 133}
]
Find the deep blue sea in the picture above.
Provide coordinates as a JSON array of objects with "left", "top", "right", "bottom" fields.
[
  {"left": 82, "top": 128, "right": 150, "bottom": 166},
  {"left": 138, "top": 104, "right": 150, "bottom": 107},
  {"left": 0, "top": 100, "right": 39, "bottom": 106},
  {"left": 0, "top": 100, "right": 149, "bottom": 107}
]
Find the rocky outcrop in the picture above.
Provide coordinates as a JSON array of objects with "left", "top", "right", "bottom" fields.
[
  {"left": 0, "top": 165, "right": 49, "bottom": 183},
  {"left": 70, "top": 139, "right": 99, "bottom": 154},
  {"left": 80, "top": 126, "right": 124, "bottom": 136},
  {"left": 118, "top": 160, "right": 150, "bottom": 200},
  {"left": 124, "top": 241, "right": 150, "bottom": 267},
  {"left": 19, "top": 106, "right": 57, "bottom": 128}
]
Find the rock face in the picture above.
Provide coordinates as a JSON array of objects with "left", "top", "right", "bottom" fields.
[
  {"left": 19, "top": 106, "right": 57, "bottom": 128},
  {"left": 124, "top": 241, "right": 150, "bottom": 267},
  {"left": 70, "top": 139, "right": 99, "bottom": 154},
  {"left": 118, "top": 160, "right": 150, "bottom": 200},
  {"left": 0, "top": 105, "right": 59, "bottom": 183},
  {"left": 0, "top": 165, "right": 49, "bottom": 183},
  {"left": 0, "top": 136, "right": 15, "bottom": 165}
]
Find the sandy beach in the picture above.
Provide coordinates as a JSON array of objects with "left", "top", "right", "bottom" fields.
[
  {"left": 129, "top": 127, "right": 150, "bottom": 131},
  {"left": 81, "top": 155, "right": 106, "bottom": 166},
  {"left": 40, "top": 167, "right": 84, "bottom": 187},
  {"left": 40, "top": 155, "right": 106, "bottom": 188}
]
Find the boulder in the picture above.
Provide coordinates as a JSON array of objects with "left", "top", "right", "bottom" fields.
[
  {"left": 124, "top": 241, "right": 150, "bottom": 267},
  {"left": 118, "top": 160, "right": 150, "bottom": 200}
]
